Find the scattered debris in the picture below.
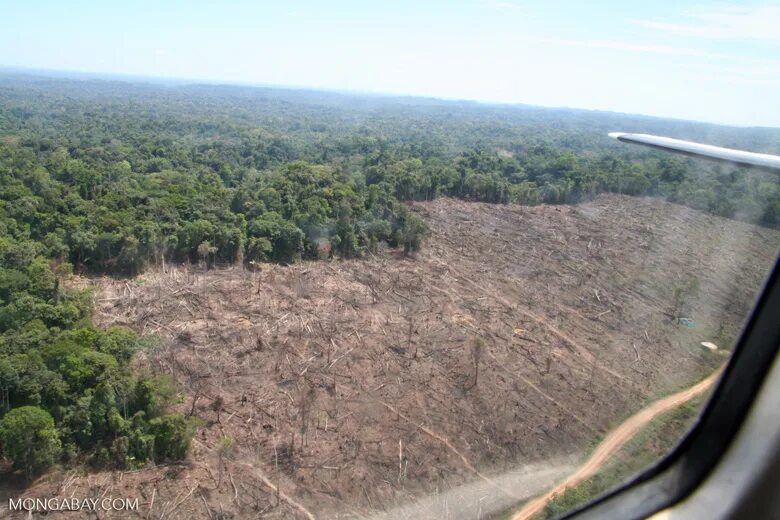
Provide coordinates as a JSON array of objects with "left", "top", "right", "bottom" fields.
[
  {"left": 678, "top": 317, "right": 696, "bottom": 328},
  {"left": 39, "top": 194, "right": 775, "bottom": 520}
]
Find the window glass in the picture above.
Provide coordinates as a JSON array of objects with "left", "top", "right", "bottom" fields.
[{"left": 0, "top": 2, "right": 778, "bottom": 520}]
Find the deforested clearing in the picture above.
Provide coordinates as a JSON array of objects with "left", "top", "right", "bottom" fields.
[{"left": 20, "top": 194, "right": 779, "bottom": 519}]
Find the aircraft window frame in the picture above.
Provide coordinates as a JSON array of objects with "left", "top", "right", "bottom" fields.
[{"left": 555, "top": 255, "right": 780, "bottom": 520}]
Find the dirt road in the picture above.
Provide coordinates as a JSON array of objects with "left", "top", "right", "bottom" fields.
[{"left": 509, "top": 366, "right": 724, "bottom": 520}]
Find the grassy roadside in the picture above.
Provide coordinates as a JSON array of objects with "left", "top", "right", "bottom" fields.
[
  {"left": 531, "top": 392, "right": 706, "bottom": 519},
  {"left": 548, "top": 349, "right": 724, "bottom": 479},
  {"left": 491, "top": 354, "right": 723, "bottom": 520}
]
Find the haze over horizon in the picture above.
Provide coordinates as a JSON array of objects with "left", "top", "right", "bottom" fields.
[{"left": 2, "top": 0, "right": 779, "bottom": 127}]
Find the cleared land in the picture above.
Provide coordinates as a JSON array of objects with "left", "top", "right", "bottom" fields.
[{"left": 8, "top": 194, "right": 779, "bottom": 519}]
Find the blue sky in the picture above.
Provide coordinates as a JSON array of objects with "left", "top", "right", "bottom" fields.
[{"left": 1, "top": 1, "right": 779, "bottom": 127}]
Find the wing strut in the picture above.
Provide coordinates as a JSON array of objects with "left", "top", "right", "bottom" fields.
[{"left": 608, "top": 132, "right": 780, "bottom": 172}]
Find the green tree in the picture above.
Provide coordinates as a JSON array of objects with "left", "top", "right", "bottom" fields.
[
  {"left": 248, "top": 213, "right": 305, "bottom": 263},
  {"left": 398, "top": 213, "right": 428, "bottom": 255},
  {"left": 148, "top": 415, "right": 197, "bottom": 461},
  {"left": 0, "top": 406, "right": 62, "bottom": 480}
]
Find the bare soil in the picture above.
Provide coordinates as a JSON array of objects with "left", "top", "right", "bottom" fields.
[{"left": 6, "top": 194, "right": 778, "bottom": 519}]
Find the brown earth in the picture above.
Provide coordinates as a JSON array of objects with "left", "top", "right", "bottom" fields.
[
  {"left": 510, "top": 365, "right": 724, "bottom": 520},
  {"left": 5, "top": 194, "right": 779, "bottom": 519}
]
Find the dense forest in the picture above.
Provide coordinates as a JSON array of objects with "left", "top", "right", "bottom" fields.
[{"left": 1, "top": 71, "right": 780, "bottom": 478}]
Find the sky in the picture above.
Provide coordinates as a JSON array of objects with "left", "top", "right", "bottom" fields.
[{"left": 1, "top": 0, "right": 779, "bottom": 127}]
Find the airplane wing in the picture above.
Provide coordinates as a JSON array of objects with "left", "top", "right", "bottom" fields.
[{"left": 608, "top": 132, "right": 780, "bottom": 172}]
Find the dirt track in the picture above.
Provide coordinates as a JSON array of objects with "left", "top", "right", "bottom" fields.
[{"left": 509, "top": 366, "right": 724, "bottom": 520}]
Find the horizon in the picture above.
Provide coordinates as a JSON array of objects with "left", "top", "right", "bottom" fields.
[
  {"left": 2, "top": 1, "right": 779, "bottom": 127},
  {"left": 4, "top": 65, "right": 779, "bottom": 132}
]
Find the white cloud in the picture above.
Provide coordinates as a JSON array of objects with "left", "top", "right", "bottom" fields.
[
  {"left": 533, "top": 35, "right": 780, "bottom": 93},
  {"left": 635, "top": 4, "right": 780, "bottom": 44},
  {"left": 479, "top": 0, "right": 524, "bottom": 13},
  {"left": 533, "top": 36, "right": 729, "bottom": 59}
]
